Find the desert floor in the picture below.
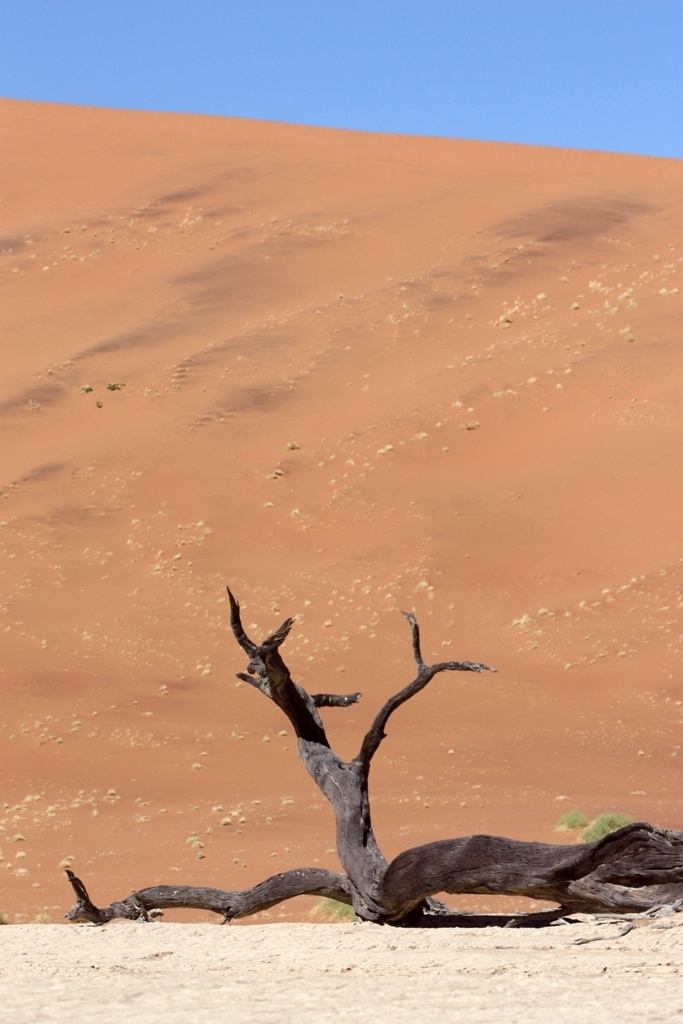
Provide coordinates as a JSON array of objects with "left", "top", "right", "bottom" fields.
[
  {"left": 0, "top": 99, "right": 681, "bottom": 931},
  {"left": 0, "top": 920, "right": 681, "bottom": 1023}
]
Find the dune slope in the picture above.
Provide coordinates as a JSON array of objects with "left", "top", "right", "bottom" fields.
[{"left": 0, "top": 99, "right": 681, "bottom": 923}]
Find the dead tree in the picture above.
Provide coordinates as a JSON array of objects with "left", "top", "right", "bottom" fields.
[{"left": 65, "top": 590, "right": 683, "bottom": 926}]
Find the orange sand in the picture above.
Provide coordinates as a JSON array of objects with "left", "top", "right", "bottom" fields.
[{"left": 0, "top": 99, "right": 681, "bottom": 924}]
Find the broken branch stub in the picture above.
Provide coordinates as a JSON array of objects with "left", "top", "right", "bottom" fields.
[{"left": 65, "top": 590, "right": 683, "bottom": 927}]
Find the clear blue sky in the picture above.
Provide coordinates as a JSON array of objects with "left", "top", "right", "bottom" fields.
[{"left": 1, "top": 1, "right": 681, "bottom": 158}]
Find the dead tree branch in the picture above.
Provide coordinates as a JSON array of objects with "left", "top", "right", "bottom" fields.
[
  {"left": 65, "top": 868, "right": 352, "bottom": 924},
  {"left": 65, "top": 590, "right": 683, "bottom": 927},
  {"left": 356, "top": 611, "right": 496, "bottom": 771}
]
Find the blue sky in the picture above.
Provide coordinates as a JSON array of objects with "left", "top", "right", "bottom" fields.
[{"left": 1, "top": 1, "right": 681, "bottom": 158}]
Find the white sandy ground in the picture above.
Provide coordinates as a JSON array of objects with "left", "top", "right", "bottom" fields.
[{"left": 0, "top": 920, "right": 681, "bottom": 1023}]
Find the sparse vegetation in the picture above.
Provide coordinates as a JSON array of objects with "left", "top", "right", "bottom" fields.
[
  {"left": 0, "top": 911, "right": 9, "bottom": 925},
  {"left": 555, "top": 809, "right": 635, "bottom": 841},
  {"left": 582, "top": 812, "right": 634, "bottom": 843},
  {"left": 555, "top": 810, "right": 589, "bottom": 832},
  {"left": 313, "top": 898, "right": 356, "bottom": 922}
]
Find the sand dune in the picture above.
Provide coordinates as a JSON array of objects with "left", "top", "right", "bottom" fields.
[{"left": 0, "top": 99, "right": 681, "bottom": 926}]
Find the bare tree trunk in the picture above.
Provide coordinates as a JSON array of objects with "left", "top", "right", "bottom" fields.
[{"left": 65, "top": 591, "right": 683, "bottom": 926}]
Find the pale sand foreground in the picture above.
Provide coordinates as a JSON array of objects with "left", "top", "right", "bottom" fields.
[{"left": 0, "top": 922, "right": 681, "bottom": 1023}]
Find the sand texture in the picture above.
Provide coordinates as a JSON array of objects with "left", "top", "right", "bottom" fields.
[
  {"left": 0, "top": 920, "right": 682, "bottom": 1023},
  {"left": 0, "top": 98, "right": 681, "bottom": 935}
]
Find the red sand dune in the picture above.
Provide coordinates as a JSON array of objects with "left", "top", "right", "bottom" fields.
[{"left": 0, "top": 99, "right": 681, "bottom": 924}]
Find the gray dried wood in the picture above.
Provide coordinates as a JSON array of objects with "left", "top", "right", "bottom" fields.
[{"left": 65, "top": 590, "right": 683, "bottom": 927}]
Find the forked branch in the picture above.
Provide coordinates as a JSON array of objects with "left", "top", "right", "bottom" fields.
[
  {"left": 228, "top": 588, "right": 328, "bottom": 744},
  {"left": 356, "top": 611, "right": 496, "bottom": 771}
]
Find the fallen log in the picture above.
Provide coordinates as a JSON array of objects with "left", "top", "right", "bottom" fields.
[{"left": 65, "top": 590, "right": 683, "bottom": 926}]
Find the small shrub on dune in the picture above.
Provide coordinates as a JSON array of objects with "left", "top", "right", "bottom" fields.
[
  {"left": 582, "top": 812, "right": 633, "bottom": 843},
  {"left": 0, "top": 912, "right": 9, "bottom": 925},
  {"left": 555, "top": 810, "right": 589, "bottom": 832},
  {"left": 312, "top": 897, "right": 356, "bottom": 922}
]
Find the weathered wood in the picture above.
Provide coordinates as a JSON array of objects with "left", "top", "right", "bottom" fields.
[
  {"left": 378, "top": 824, "right": 683, "bottom": 920},
  {"left": 312, "top": 692, "right": 362, "bottom": 708},
  {"left": 65, "top": 868, "right": 352, "bottom": 924},
  {"left": 65, "top": 591, "right": 683, "bottom": 926},
  {"left": 356, "top": 611, "right": 495, "bottom": 771}
]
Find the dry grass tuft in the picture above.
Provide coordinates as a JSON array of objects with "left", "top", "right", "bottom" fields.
[
  {"left": 555, "top": 810, "right": 589, "bottom": 832},
  {"left": 582, "top": 812, "right": 633, "bottom": 843},
  {"left": 311, "top": 898, "right": 356, "bottom": 923}
]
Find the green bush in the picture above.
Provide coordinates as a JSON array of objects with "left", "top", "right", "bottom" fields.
[
  {"left": 555, "top": 809, "right": 589, "bottom": 832},
  {"left": 582, "top": 812, "right": 633, "bottom": 843},
  {"left": 313, "top": 897, "right": 356, "bottom": 922}
]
